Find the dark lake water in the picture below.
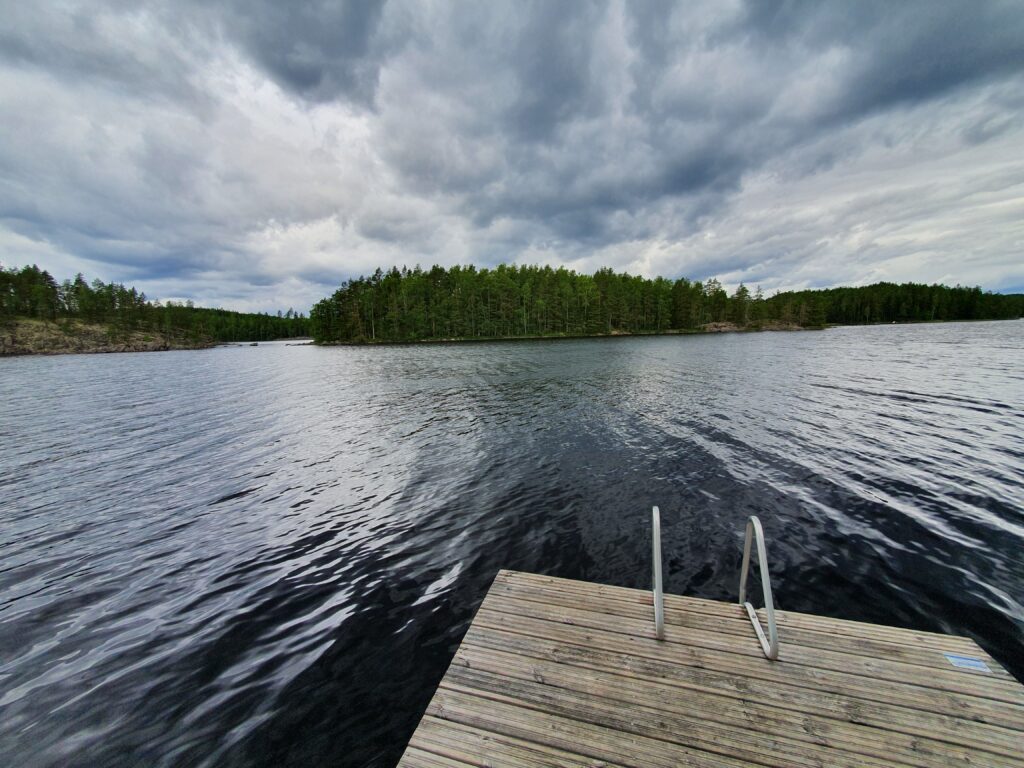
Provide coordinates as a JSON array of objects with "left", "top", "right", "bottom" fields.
[{"left": 1, "top": 321, "right": 1023, "bottom": 766}]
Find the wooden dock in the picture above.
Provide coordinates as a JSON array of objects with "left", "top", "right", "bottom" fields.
[{"left": 400, "top": 569, "right": 1024, "bottom": 768}]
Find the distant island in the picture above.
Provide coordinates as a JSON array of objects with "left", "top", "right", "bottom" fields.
[
  {"left": 6, "top": 262, "right": 1021, "bottom": 355},
  {"left": 1, "top": 264, "right": 309, "bottom": 356},
  {"left": 310, "top": 265, "right": 1023, "bottom": 344}
]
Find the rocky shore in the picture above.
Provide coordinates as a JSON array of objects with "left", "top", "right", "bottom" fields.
[
  {"left": 0, "top": 318, "right": 216, "bottom": 356},
  {"left": 699, "top": 320, "right": 807, "bottom": 332}
]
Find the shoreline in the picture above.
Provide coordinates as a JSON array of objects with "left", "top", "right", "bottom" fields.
[
  {"left": 0, "top": 319, "right": 311, "bottom": 357},
  {"left": 315, "top": 320, "right": 816, "bottom": 347},
  {"left": 5, "top": 316, "right": 1016, "bottom": 356},
  {"left": 313, "top": 315, "right": 1022, "bottom": 347},
  {"left": 0, "top": 318, "right": 217, "bottom": 357},
  {"left": 0, "top": 318, "right": 313, "bottom": 357}
]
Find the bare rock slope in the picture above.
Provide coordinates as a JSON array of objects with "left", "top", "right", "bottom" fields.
[{"left": 0, "top": 318, "right": 215, "bottom": 356}]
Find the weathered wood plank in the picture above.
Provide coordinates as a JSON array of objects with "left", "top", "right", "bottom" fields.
[
  {"left": 450, "top": 645, "right": 1020, "bottom": 768},
  {"left": 497, "top": 571, "right": 994, "bottom": 658},
  {"left": 468, "top": 611, "right": 1024, "bottom": 729},
  {"left": 487, "top": 575, "right": 1007, "bottom": 677},
  {"left": 442, "top": 666, "right": 903, "bottom": 768},
  {"left": 409, "top": 715, "right": 630, "bottom": 768},
  {"left": 402, "top": 570, "right": 1024, "bottom": 768},
  {"left": 497, "top": 571, "right": 991, "bottom": 655},
  {"left": 478, "top": 594, "right": 1024, "bottom": 700},
  {"left": 459, "top": 625, "right": 1024, "bottom": 758},
  {"left": 427, "top": 687, "right": 745, "bottom": 768},
  {"left": 399, "top": 746, "right": 477, "bottom": 768}
]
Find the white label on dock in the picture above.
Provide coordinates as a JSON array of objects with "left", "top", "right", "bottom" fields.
[{"left": 944, "top": 653, "right": 991, "bottom": 672}]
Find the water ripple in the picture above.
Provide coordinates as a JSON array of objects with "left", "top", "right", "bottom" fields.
[{"left": 1, "top": 321, "right": 1023, "bottom": 766}]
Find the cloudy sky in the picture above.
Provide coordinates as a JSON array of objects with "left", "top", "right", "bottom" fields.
[{"left": 1, "top": 1, "right": 1022, "bottom": 312}]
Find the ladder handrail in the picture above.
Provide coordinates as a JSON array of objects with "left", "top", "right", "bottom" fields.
[
  {"left": 651, "top": 506, "right": 665, "bottom": 640},
  {"left": 650, "top": 509, "right": 777, "bottom": 659},
  {"left": 739, "top": 515, "right": 779, "bottom": 660}
]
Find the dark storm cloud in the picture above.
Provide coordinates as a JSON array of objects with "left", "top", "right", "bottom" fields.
[
  {"left": 503, "top": 2, "right": 607, "bottom": 141},
  {"left": 463, "top": 0, "right": 1024, "bottom": 239},
  {"left": 212, "top": 0, "right": 389, "bottom": 104},
  {"left": 0, "top": 0, "right": 1022, "bottom": 310},
  {"left": 738, "top": 1, "right": 1024, "bottom": 122}
]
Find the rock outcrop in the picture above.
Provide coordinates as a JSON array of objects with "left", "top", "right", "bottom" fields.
[{"left": 0, "top": 318, "right": 216, "bottom": 356}]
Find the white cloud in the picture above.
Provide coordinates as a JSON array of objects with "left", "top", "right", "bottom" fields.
[{"left": 1, "top": 0, "right": 1022, "bottom": 311}]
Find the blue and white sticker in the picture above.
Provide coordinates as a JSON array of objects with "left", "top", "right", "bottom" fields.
[{"left": 944, "top": 653, "right": 991, "bottom": 672}]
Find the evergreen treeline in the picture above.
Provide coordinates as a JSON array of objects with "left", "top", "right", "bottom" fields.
[
  {"left": 768, "top": 282, "right": 1023, "bottom": 325},
  {"left": 310, "top": 264, "right": 1023, "bottom": 343},
  {"left": 1, "top": 264, "right": 309, "bottom": 342}
]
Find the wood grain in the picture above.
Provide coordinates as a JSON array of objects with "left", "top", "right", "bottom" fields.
[{"left": 399, "top": 570, "right": 1024, "bottom": 767}]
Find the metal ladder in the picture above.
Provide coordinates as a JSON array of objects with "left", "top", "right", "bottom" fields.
[{"left": 651, "top": 507, "right": 779, "bottom": 660}]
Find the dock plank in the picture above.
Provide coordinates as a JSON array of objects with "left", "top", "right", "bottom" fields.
[
  {"left": 411, "top": 716, "right": 630, "bottom": 768},
  {"left": 476, "top": 595, "right": 1024, "bottom": 701},
  {"left": 468, "top": 611, "right": 1024, "bottom": 728},
  {"left": 399, "top": 570, "right": 1024, "bottom": 767},
  {"left": 449, "top": 646, "right": 1017, "bottom": 768},
  {"left": 488, "top": 573, "right": 1007, "bottom": 677},
  {"left": 497, "top": 571, "right": 991, "bottom": 657},
  {"left": 460, "top": 625, "right": 1024, "bottom": 759}
]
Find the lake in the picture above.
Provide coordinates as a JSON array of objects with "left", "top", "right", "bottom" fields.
[{"left": 1, "top": 321, "right": 1022, "bottom": 767}]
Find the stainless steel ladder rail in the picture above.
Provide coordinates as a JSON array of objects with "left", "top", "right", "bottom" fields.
[
  {"left": 651, "top": 506, "right": 665, "bottom": 640},
  {"left": 739, "top": 515, "right": 779, "bottom": 660},
  {"left": 650, "top": 509, "right": 778, "bottom": 659}
]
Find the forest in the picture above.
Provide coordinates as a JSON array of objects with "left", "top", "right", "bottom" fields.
[
  {"left": 1, "top": 264, "right": 309, "bottom": 342},
  {"left": 309, "top": 264, "right": 1024, "bottom": 343}
]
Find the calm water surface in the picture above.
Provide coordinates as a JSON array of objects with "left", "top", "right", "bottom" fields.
[{"left": 1, "top": 322, "right": 1023, "bottom": 766}]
